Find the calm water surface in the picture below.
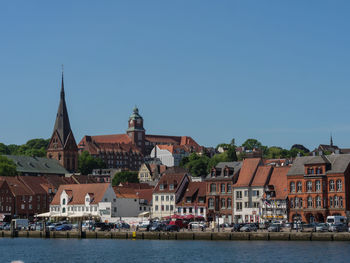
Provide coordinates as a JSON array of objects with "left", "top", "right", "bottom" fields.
[{"left": 1, "top": 238, "right": 350, "bottom": 263}]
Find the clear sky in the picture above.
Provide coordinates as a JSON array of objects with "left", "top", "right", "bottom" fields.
[{"left": 1, "top": 1, "right": 350, "bottom": 150}]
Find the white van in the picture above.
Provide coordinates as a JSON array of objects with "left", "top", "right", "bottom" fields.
[
  {"left": 12, "top": 219, "right": 29, "bottom": 230},
  {"left": 326, "top": 216, "right": 346, "bottom": 226}
]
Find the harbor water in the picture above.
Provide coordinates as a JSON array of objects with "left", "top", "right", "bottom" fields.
[{"left": 2, "top": 238, "right": 350, "bottom": 263}]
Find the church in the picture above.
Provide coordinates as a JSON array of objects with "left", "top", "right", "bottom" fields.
[{"left": 47, "top": 73, "right": 203, "bottom": 172}]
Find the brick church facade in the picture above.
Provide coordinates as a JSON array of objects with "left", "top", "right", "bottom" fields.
[{"left": 78, "top": 107, "right": 203, "bottom": 170}]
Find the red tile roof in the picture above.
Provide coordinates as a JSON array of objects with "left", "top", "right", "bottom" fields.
[
  {"left": 118, "top": 182, "right": 153, "bottom": 189},
  {"left": 51, "top": 183, "right": 110, "bottom": 205},
  {"left": 113, "top": 186, "right": 138, "bottom": 198},
  {"left": 268, "top": 167, "right": 290, "bottom": 199},
  {"left": 234, "top": 158, "right": 261, "bottom": 187},
  {"left": 181, "top": 181, "right": 206, "bottom": 207},
  {"left": 136, "top": 188, "right": 153, "bottom": 203},
  {"left": 0, "top": 177, "right": 32, "bottom": 196},
  {"left": 251, "top": 166, "right": 273, "bottom": 187}
]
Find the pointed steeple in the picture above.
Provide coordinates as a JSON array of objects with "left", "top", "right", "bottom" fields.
[
  {"left": 53, "top": 71, "right": 72, "bottom": 146},
  {"left": 330, "top": 133, "right": 333, "bottom": 147}
]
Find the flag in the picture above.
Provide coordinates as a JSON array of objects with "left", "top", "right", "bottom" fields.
[{"left": 264, "top": 199, "right": 271, "bottom": 207}]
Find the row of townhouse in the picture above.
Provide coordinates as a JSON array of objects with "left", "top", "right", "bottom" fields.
[{"left": 152, "top": 154, "right": 350, "bottom": 224}]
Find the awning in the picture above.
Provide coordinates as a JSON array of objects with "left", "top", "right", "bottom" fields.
[
  {"left": 34, "top": 212, "right": 52, "bottom": 218},
  {"left": 138, "top": 211, "right": 150, "bottom": 217}
]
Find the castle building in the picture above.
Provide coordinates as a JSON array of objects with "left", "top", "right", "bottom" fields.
[
  {"left": 78, "top": 107, "right": 203, "bottom": 170},
  {"left": 47, "top": 73, "right": 79, "bottom": 173}
]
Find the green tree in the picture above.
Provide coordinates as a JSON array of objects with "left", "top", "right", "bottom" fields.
[
  {"left": 78, "top": 151, "right": 106, "bottom": 175},
  {"left": 242, "top": 139, "right": 263, "bottom": 150},
  {"left": 0, "top": 155, "right": 17, "bottom": 176},
  {"left": 0, "top": 143, "right": 10, "bottom": 155},
  {"left": 112, "top": 171, "right": 139, "bottom": 186}
]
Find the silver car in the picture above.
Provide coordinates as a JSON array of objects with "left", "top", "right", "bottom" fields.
[
  {"left": 240, "top": 224, "right": 257, "bottom": 232},
  {"left": 329, "top": 223, "right": 347, "bottom": 232},
  {"left": 314, "top": 223, "right": 328, "bottom": 232},
  {"left": 268, "top": 224, "right": 281, "bottom": 232}
]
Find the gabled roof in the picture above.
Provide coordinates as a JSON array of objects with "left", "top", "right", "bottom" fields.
[
  {"left": 251, "top": 166, "right": 272, "bottom": 187},
  {"left": 304, "top": 155, "right": 330, "bottom": 165},
  {"left": 118, "top": 182, "right": 153, "bottom": 189},
  {"left": 153, "top": 173, "right": 188, "bottom": 194},
  {"left": 180, "top": 181, "right": 206, "bottom": 207},
  {"left": 268, "top": 167, "right": 290, "bottom": 199},
  {"left": 204, "top": 162, "right": 242, "bottom": 181},
  {"left": 288, "top": 154, "right": 350, "bottom": 176},
  {"left": 18, "top": 176, "right": 48, "bottom": 195},
  {"left": 234, "top": 158, "right": 261, "bottom": 187},
  {"left": 136, "top": 189, "right": 153, "bottom": 203},
  {"left": 51, "top": 183, "right": 110, "bottom": 205},
  {"left": 113, "top": 186, "right": 138, "bottom": 198},
  {"left": 5, "top": 155, "right": 68, "bottom": 175},
  {"left": 0, "top": 177, "right": 32, "bottom": 196}
]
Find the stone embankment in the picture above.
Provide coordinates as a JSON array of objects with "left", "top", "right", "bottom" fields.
[{"left": 2, "top": 230, "right": 350, "bottom": 241}]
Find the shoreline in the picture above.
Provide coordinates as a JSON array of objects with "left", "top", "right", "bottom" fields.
[{"left": 1, "top": 230, "right": 350, "bottom": 241}]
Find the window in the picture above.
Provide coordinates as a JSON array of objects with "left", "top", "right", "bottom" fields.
[
  {"left": 329, "top": 180, "right": 335, "bottom": 191},
  {"left": 224, "top": 169, "right": 228, "bottom": 177},
  {"left": 62, "top": 207, "right": 66, "bottom": 213},
  {"left": 208, "top": 198, "right": 214, "bottom": 209},
  {"left": 316, "top": 167, "right": 322, "bottom": 174},
  {"left": 329, "top": 197, "right": 333, "bottom": 207},
  {"left": 340, "top": 197, "right": 343, "bottom": 208},
  {"left": 159, "top": 184, "right": 164, "bottom": 190},
  {"left": 166, "top": 205, "right": 169, "bottom": 211},
  {"left": 221, "top": 198, "right": 226, "bottom": 208},
  {"left": 316, "top": 196, "right": 321, "bottom": 208},
  {"left": 307, "top": 196, "right": 313, "bottom": 208},
  {"left": 183, "top": 208, "right": 187, "bottom": 213},
  {"left": 211, "top": 170, "right": 216, "bottom": 177},
  {"left": 62, "top": 198, "right": 66, "bottom": 205},
  {"left": 189, "top": 207, "right": 192, "bottom": 213},
  {"left": 170, "top": 196, "right": 174, "bottom": 201},
  {"left": 186, "top": 197, "right": 191, "bottom": 203},
  {"left": 297, "top": 182, "right": 302, "bottom": 192},
  {"left": 221, "top": 184, "right": 225, "bottom": 193},
  {"left": 166, "top": 196, "right": 169, "bottom": 201},
  {"left": 244, "top": 190, "right": 248, "bottom": 197},
  {"left": 307, "top": 181, "right": 312, "bottom": 192},
  {"left": 200, "top": 207, "right": 204, "bottom": 214},
  {"left": 169, "top": 184, "right": 174, "bottom": 190},
  {"left": 210, "top": 184, "right": 216, "bottom": 193},
  {"left": 316, "top": 180, "right": 321, "bottom": 192},
  {"left": 170, "top": 205, "right": 173, "bottom": 211},
  {"left": 155, "top": 196, "right": 158, "bottom": 202},
  {"left": 161, "top": 205, "right": 164, "bottom": 211},
  {"left": 227, "top": 184, "right": 232, "bottom": 193},
  {"left": 244, "top": 202, "right": 249, "bottom": 208},
  {"left": 253, "top": 202, "right": 259, "bottom": 208},
  {"left": 290, "top": 182, "right": 295, "bottom": 193},
  {"left": 336, "top": 180, "right": 342, "bottom": 191},
  {"left": 236, "top": 202, "right": 242, "bottom": 211},
  {"left": 155, "top": 205, "right": 158, "bottom": 211},
  {"left": 236, "top": 191, "right": 242, "bottom": 199},
  {"left": 290, "top": 198, "right": 294, "bottom": 208},
  {"left": 295, "top": 197, "right": 299, "bottom": 208},
  {"left": 334, "top": 196, "right": 339, "bottom": 207},
  {"left": 161, "top": 196, "right": 164, "bottom": 201},
  {"left": 227, "top": 198, "right": 232, "bottom": 208}
]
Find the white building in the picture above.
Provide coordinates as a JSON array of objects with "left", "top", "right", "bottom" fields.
[
  {"left": 50, "top": 183, "right": 117, "bottom": 221},
  {"left": 233, "top": 158, "right": 273, "bottom": 223},
  {"left": 150, "top": 145, "right": 190, "bottom": 167},
  {"left": 152, "top": 173, "right": 189, "bottom": 218}
]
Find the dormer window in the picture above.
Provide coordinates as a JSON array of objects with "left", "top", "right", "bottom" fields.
[
  {"left": 211, "top": 169, "right": 216, "bottom": 177},
  {"left": 224, "top": 169, "right": 228, "bottom": 177},
  {"left": 186, "top": 197, "right": 191, "bottom": 203},
  {"left": 86, "top": 197, "right": 89, "bottom": 202},
  {"left": 169, "top": 184, "right": 174, "bottom": 190},
  {"left": 159, "top": 184, "right": 164, "bottom": 190},
  {"left": 62, "top": 198, "right": 66, "bottom": 205},
  {"left": 316, "top": 167, "right": 322, "bottom": 174}
]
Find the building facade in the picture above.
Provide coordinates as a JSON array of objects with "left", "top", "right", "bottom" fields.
[
  {"left": 287, "top": 154, "right": 350, "bottom": 223},
  {"left": 205, "top": 162, "right": 242, "bottom": 224},
  {"left": 150, "top": 145, "right": 190, "bottom": 167}
]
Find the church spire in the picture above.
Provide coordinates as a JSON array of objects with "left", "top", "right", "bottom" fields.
[
  {"left": 60, "top": 65, "right": 65, "bottom": 99},
  {"left": 330, "top": 133, "right": 333, "bottom": 147}
]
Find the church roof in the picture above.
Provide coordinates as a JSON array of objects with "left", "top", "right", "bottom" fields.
[{"left": 52, "top": 73, "right": 73, "bottom": 146}]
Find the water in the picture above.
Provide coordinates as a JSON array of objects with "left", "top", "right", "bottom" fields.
[{"left": 1, "top": 238, "right": 350, "bottom": 263}]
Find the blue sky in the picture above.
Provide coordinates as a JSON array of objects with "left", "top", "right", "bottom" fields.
[{"left": 1, "top": 1, "right": 350, "bottom": 150}]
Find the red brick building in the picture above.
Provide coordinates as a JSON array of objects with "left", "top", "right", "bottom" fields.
[
  {"left": 287, "top": 154, "right": 350, "bottom": 223},
  {"left": 205, "top": 162, "right": 242, "bottom": 224}
]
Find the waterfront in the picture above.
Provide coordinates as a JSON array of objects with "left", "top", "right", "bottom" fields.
[{"left": 2, "top": 238, "right": 350, "bottom": 263}]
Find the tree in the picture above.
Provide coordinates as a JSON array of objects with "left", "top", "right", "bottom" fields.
[
  {"left": 0, "top": 155, "right": 17, "bottom": 176},
  {"left": 0, "top": 143, "right": 10, "bottom": 155},
  {"left": 112, "top": 171, "right": 139, "bottom": 186},
  {"left": 78, "top": 151, "right": 106, "bottom": 175},
  {"left": 242, "top": 139, "right": 263, "bottom": 150}
]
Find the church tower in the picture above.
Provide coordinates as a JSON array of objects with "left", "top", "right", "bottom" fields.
[
  {"left": 47, "top": 72, "right": 78, "bottom": 173},
  {"left": 126, "top": 106, "right": 145, "bottom": 154}
]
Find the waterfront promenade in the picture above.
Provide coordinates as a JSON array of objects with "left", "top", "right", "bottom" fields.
[{"left": 2, "top": 230, "right": 350, "bottom": 241}]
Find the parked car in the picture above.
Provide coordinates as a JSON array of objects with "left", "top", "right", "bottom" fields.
[
  {"left": 300, "top": 223, "right": 317, "bottom": 232},
  {"left": 189, "top": 222, "right": 206, "bottom": 230},
  {"left": 94, "top": 222, "right": 112, "bottom": 231},
  {"left": 48, "top": 223, "right": 61, "bottom": 231},
  {"left": 150, "top": 222, "right": 167, "bottom": 231},
  {"left": 329, "top": 223, "right": 348, "bottom": 232},
  {"left": 268, "top": 224, "right": 281, "bottom": 232},
  {"left": 231, "top": 224, "right": 245, "bottom": 232},
  {"left": 115, "top": 222, "right": 131, "bottom": 230},
  {"left": 314, "top": 223, "right": 328, "bottom": 232},
  {"left": 165, "top": 224, "right": 180, "bottom": 232},
  {"left": 168, "top": 219, "right": 185, "bottom": 229},
  {"left": 240, "top": 224, "right": 257, "bottom": 232},
  {"left": 283, "top": 222, "right": 292, "bottom": 228},
  {"left": 137, "top": 221, "right": 151, "bottom": 231},
  {"left": 54, "top": 224, "right": 72, "bottom": 231}
]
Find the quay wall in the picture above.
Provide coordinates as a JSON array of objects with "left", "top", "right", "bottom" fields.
[{"left": 2, "top": 231, "right": 350, "bottom": 241}]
